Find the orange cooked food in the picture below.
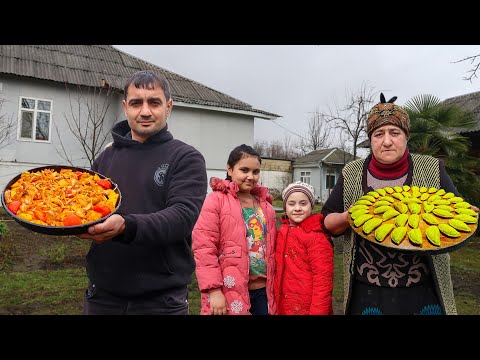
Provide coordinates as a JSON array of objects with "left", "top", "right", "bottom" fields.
[{"left": 3, "top": 168, "right": 119, "bottom": 227}]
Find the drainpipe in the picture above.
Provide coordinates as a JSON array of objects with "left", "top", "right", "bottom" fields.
[{"left": 318, "top": 161, "right": 323, "bottom": 204}]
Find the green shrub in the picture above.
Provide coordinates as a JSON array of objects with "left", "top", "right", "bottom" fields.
[
  {"left": 40, "top": 243, "right": 67, "bottom": 264},
  {"left": 0, "top": 222, "right": 15, "bottom": 271},
  {"left": 0, "top": 222, "right": 8, "bottom": 238}
]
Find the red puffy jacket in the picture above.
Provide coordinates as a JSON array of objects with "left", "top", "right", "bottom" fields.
[{"left": 274, "top": 213, "right": 334, "bottom": 315}]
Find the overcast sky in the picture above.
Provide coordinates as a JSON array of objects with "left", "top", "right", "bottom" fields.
[{"left": 113, "top": 45, "right": 479, "bottom": 147}]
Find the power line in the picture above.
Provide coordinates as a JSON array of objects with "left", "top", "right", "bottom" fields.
[{"left": 271, "top": 119, "right": 307, "bottom": 140}]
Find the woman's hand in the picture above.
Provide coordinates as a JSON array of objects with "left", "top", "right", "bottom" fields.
[
  {"left": 324, "top": 210, "right": 350, "bottom": 236},
  {"left": 209, "top": 289, "right": 228, "bottom": 315}
]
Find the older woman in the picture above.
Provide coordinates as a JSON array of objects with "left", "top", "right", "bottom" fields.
[{"left": 322, "top": 93, "right": 479, "bottom": 315}]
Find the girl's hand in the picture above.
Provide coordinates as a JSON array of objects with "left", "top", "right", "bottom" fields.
[
  {"left": 209, "top": 289, "right": 228, "bottom": 315},
  {"left": 471, "top": 205, "right": 479, "bottom": 213}
]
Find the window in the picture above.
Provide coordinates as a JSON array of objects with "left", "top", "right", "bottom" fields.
[
  {"left": 300, "top": 171, "right": 311, "bottom": 184},
  {"left": 326, "top": 174, "right": 336, "bottom": 189},
  {"left": 18, "top": 97, "right": 52, "bottom": 141}
]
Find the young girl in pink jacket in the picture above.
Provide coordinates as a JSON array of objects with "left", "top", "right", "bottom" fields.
[{"left": 192, "top": 144, "right": 277, "bottom": 315}]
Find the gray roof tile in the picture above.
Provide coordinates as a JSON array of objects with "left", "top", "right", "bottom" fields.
[
  {"left": 0, "top": 45, "right": 279, "bottom": 119},
  {"left": 294, "top": 148, "right": 356, "bottom": 165},
  {"left": 442, "top": 91, "right": 480, "bottom": 134}
]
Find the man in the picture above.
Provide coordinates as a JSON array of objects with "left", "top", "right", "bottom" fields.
[{"left": 79, "top": 70, "right": 208, "bottom": 314}]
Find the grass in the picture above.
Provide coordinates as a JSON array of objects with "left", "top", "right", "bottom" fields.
[
  {"left": 0, "top": 204, "right": 478, "bottom": 315},
  {"left": 0, "top": 225, "right": 15, "bottom": 272},
  {"left": 0, "top": 268, "right": 87, "bottom": 315},
  {"left": 0, "top": 221, "right": 9, "bottom": 237},
  {"left": 450, "top": 239, "right": 480, "bottom": 274},
  {"left": 449, "top": 235, "right": 480, "bottom": 314},
  {"left": 332, "top": 253, "right": 344, "bottom": 311},
  {"left": 0, "top": 241, "right": 477, "bottom": 315},
  {"left": 187, "top": 275, "right": 201, "bottom": 315},
  {"left": 451, "top": 292, "right": 480, "bottom": 315},
  {"left": 39, "top": 243, "right": 68, "bottom": 264}
]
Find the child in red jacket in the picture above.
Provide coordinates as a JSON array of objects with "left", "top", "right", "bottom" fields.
[{"left": 274, "top": 181, "right": 334, "bottom": 315}]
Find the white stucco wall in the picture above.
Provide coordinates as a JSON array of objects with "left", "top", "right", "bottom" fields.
[
  {"left": 293, "top": 163, "right": 344, "bottom": 203},
  {"left": 293, "top": 164, "right": 322, "bottom": 202},
  {"left": 260, "top": 170, "right": 292, "bottom": 191},
  {"left": 168, "top": 105, "right": 254, "bottom": 172}
]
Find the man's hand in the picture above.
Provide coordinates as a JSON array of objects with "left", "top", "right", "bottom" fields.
[{"left": 77, "top": 214, "right": 125, "bottom": 243}]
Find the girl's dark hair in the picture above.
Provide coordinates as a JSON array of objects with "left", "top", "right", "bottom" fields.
[
  {"left": 226, "top": 144, "right": 261, "bottom": 181},
  {"left": 124, "top": 70, "right": 171, "bottom": 101}
]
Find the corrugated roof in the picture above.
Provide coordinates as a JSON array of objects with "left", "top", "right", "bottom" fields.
[
  {"left": 0, "top": 45, "right": 279, "bottom": 119},
  {"left": 442, "top": 91, "right": 480, "bottom": 134},
  {"left": 358, "top": 139, "right": 370, "bottom": 148},
  {"left": 294, "top": 148, "right": 356, "bottom": 165}
]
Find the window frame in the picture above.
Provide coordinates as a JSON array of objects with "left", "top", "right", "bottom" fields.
[
  {"left": 300, "top": 171, "right": 311, "bottom": 185},
  {"left": 325, "top": 174, "right": 336, "bottom": 190},
  {"left": 17, "top": 96, "right": 53, "bottom": 143}
]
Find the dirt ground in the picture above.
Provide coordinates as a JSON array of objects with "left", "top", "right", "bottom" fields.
[{"left": 0, "top": 216, "right": 88, "bottom": 272}]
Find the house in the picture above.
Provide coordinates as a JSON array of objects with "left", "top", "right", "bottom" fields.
[
  {"left": 0, "top": 45, "right": 279, "bottom": 190},
  {"left": 292, "top": 148, "right": 356, "bottom": 204},
  {"left": 442, "top": 91, "right": 480, "bottom": 159},
  {"left": 259, "top": 157, "right": 293, "bottom": 197}
]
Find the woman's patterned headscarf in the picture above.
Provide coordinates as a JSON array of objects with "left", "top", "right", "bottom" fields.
[{"left": 367, "top": 93, "right": 410, "bottom": 139}]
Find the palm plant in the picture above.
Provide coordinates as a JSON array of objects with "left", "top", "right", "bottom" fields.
[{"left": 404, "top": 94, "right": 480, "bottom": 204}]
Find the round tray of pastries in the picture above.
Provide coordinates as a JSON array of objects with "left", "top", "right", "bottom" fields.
[{"left": 348, "top": 185, "right": 478, "bottom": 254}]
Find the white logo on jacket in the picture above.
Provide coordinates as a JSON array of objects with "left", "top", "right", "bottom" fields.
[{"left": 154, "top": 164, "right": 170, "bottom": 186}]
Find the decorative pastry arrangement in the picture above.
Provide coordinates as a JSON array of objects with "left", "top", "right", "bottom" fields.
[{"left": 348, "top": 186, "right": 478, "bottom": 253}]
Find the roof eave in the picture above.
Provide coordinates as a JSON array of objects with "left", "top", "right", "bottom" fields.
[
  {"left": 293, "top": 162, "right": 320, "bottom": 167},
  {"left": 174, "top": 101, "right": 279, "bottom": 120}
]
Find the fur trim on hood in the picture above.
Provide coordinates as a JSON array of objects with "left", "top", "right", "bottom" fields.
[{"left": 209, "top": 177, "right": 273, "bottom": 204}]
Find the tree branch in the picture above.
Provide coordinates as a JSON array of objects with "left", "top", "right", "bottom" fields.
[
  {"left": 55, "top": 84, "right": 119, "bottom": 167},
  {"left": 0, "top": 98, "right": 15, "bottom": 157},
  {"left": 453, "top": 54, "right": 480, "bottom": 82}
]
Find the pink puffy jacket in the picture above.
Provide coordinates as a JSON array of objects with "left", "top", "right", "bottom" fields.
[{"left": 192, "top": 177, "right": 277, "bottom": 315}]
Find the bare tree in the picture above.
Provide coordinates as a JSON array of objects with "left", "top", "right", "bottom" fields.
[
  {"left": 282, "top": 135, "right": 300, "bottom": 160},
  {"left": 0, "top": 98, "right": 15, "bottom": 155},
  {"left": 254, "top": 135, "right": 301, "bottom": 160},
  {"left": 321, "top": 82, "right": 377, "bottom": 159},
  {"left": 296, "top": 110, "right": 332, "bottom": 155},
  {"left": 56, "top": 84, "right": 120, "bottom": 167},
  {"left": 253, "top": 140, "right": 268, "bottom": 157},
  {"left": 336, "top": 132, "right": 355, "bottom": 163},
  {"left": 453, "top": 54, "right": 480, "bottom": 82},
  {"left": 269, "top": 140, "right": 284, "bottom": 158}
]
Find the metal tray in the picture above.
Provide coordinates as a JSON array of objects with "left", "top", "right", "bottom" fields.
[{"left": 1, "top": 165, "right": 122, "bottom": 236}]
